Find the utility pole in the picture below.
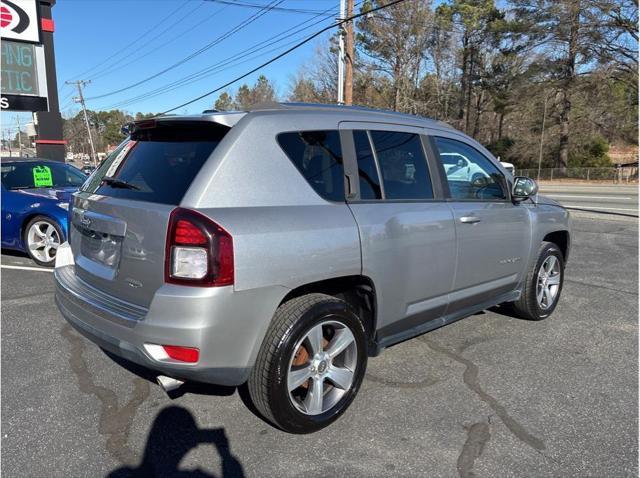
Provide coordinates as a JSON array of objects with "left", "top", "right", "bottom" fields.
[
  {"left": 344, "top": 0, "right": 354, "bottom": 105},
  {"left": 337, "top": 0, "right": 346, "bottom": 104},
  {"left": 66, "top": 79, "right": 97, "bottom": 167},
  {"left": 537, "top": 94, "right": 549, "bottom": 182},
  {"left": 16, "top": 116, "right": 23, "bottom": 157}
]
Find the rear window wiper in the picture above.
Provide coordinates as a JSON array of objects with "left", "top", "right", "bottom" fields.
[{"left": 101, "top": 176, "right": 140, "bottom": 190}]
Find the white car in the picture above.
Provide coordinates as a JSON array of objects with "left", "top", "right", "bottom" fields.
[
  {"left": 500, "top": 161, "right": 515, "bottom": 176},
  {"left": 440, "top": 152, "right": 488, "bottom": 183}
]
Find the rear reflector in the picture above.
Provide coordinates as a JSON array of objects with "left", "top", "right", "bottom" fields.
[{"left": 162, "top": 345, "right": 199, "bottom": 363}]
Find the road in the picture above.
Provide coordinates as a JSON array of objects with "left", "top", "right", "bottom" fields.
[
  {"left": 539, "top": 183, "right": 638, "bottom": 217},
  {"left": 1, "top": 215, "right": 637, "bottom": 477}
]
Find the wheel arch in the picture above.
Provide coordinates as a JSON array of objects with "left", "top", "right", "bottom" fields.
[
  {"left": 279, "top": 275, "right": 379, "bottom": 356},
  {"left": 543, "top": 230, "right": 570, "bottom": 262}
]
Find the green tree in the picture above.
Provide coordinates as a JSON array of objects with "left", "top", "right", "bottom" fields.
[
  {"left": 214, "top": 92, "right": 234, "bottom": 111},
  {"left": 508, "top": 0, "right": 637, "bottom": 171},
  {"left": 250, "top": 75, "right": 276, "bottom": 105},
  {"left": 234, "top": 84, "right": 253, "bottom": 110},
  {"left": 436, "top": 0, "right": 504, "bottom": 133},
  {"left": 357, "top": 0, "right": 434, "bottom": 112}
]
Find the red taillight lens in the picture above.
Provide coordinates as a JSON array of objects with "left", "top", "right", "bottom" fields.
[
  {"left": 165, "top": 207, "right": 234, "bottom": 287},
  {"left": 162, "top": 345, "right": 199, "bottom": 363},
  {"left": 174, "top": 219, "right": 207, "bottom": 245}
]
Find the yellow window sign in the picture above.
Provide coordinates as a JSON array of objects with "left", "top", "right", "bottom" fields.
[{"left": 32, "top": 165, "right": 53, "bottom": 187}]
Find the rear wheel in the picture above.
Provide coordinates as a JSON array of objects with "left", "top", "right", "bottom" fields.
[
  {"left": 24, "top": 216, "right": 62, "bottom": 267},
  {"left": 248, "top": 293, "right": 367, "bottom": 433},
  {"left": 510, "top": 241, "right": 564, "bottom": 320}
]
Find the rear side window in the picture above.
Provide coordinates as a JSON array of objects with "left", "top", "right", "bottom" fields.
[
  {"left": 81, "top": 122, "right": 229, "bottom": 205},
  {"left": 277, "top": 130, "right": 344, "bottom": 202},
  {"left": 353, "top": 131, "right": 382, "bottom": 200},
  {"left": 369, "top": 131, "right": 433, "bottom": 200}
]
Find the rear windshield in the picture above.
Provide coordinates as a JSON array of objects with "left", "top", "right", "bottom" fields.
[
  {"left": 81, "top": 121, "right": 229, "bottom": 205},
  {"left": 1, "top": 161, "right": 86, "bottom": 190}
]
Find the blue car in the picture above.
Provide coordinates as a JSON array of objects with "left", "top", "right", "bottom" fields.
[{"left": 1, "top": 158, "right": 87, "bottom": 266}]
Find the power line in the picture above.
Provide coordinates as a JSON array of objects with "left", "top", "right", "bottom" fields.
[
  {"left": 85, "top": 0, "right": 286, "bottom": 101},
  {"left": 66, "top": 1, "right": 190, "bottom": 81},
  {"left": 203, "top": 0, "right": 334, "bottom": 15},
  {"left": 96, "top": 2, "right": 345, "bottom": 110},
  {"left": 158, "top": 0, "right": 410, "bottom": 115},
  {"left": 86, "top": 1, "right": 213, "bottom": 81}
]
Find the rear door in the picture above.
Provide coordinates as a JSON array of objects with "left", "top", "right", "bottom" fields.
[
  {"left": 69, "top": 120, "right": 230, "bottom": 307},
  {"left": 340, "top": 122, "right": 456, "bottom": 341},
  {"left": 429, "top": 133, "right": 531, "bottom": 311}
]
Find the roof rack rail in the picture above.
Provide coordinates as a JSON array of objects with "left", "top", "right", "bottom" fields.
[{"left": 253, "top": 101, "right": 450, "bottom": 125}]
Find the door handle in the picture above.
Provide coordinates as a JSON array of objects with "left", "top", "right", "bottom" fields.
[{"left": 460, "top": 216, "right": 481, "bottom": 224}]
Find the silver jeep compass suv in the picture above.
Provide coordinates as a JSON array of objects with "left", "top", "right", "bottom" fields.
[{"left": 54, "top": 103, "right": 570, "bottom": 433}]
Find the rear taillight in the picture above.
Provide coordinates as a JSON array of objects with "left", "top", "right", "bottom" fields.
[{"left": 165, "top": 207, "right": 234, "bottom": 287}]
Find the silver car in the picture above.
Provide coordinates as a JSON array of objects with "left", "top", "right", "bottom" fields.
[{"left": 54, "top": 103, "right": 570, "bottom": 433}]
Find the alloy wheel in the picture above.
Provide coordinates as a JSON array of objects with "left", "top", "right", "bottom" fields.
[
  {"left": 287, "top": 320, "right": 358, "bottom": 416},
  {"left": 536, "top": 255, "right": 561, "bottom": 309},
  {"left": 27, "top": 221, "right": 60, "bottom": 264}
]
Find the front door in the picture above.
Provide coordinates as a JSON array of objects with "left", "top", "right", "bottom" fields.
[{"left": 430, "top": 134, "right": 532, "bottom": 312}]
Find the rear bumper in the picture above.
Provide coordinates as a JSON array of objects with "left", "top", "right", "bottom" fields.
[{"left": 54, "top": 244, "right": 288, "bottom": 386}]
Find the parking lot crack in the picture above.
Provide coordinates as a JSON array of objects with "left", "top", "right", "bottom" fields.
[
  {"left": 60, "top": 323, "right": 150, "bottom": 465},
  {"left": 457, "top": 420, "right": 491, "bottom": 478},
  {"left": 565, "top": 278, "right": 638, "bottom": 296},
  {"left": 423, "top": 338, "right": 546, "bottom": 452},
  {"left": 365, "top": 372, "right": 442, "bottom": 389}
]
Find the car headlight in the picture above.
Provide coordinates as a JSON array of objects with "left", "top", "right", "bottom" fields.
[{"left": 57, "top": 202, "right": 70, "bottom": 211}]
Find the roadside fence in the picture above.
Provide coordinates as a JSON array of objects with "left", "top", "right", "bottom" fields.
[{"left": 518, "top": 167, "right": 639, "bottom": 183}]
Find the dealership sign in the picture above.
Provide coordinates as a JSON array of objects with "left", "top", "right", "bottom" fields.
[
  {"left": 0, "top": 0, "right": 48, "bottom": 111},
  {"left": 1, "top": 39, "right": 48, "bottom": 111},
  {"left": 0, "top": 0, "right": 40, "bottom": 43}
]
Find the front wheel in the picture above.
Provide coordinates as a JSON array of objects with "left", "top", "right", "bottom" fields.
[
  {"left": 24, "top": 216, "right": 62, "bottom": 267},
  {"left": 248, "top": 293, "right": 368, "bottom": 433},
  {"left": 510, "top": 241, "right": 565, "bottom": 320}
]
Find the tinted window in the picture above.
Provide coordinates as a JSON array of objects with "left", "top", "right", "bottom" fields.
[
  {"left": 81, "top": 122, "right": 228, "bottom": 205},
  {"left": 369, "top": 131, "right": 433, "bottom": 200},
  {"left": 277, "top": 130, "right": 344, "bottom": 201},
  {"left": 353, "top": 131, "right": 381, "bottom": 200},
  {"left": 434, "top": 137, "right": 506, "bottom": 200},
  {"left": 1, "top": 161, "right": 86, "bottom": 189}
]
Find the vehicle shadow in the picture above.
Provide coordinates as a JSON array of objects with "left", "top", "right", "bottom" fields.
[
  {"left": 107, "top": 405, "right": 246, "bottom": 478},
  {"left": 102, "top": 349, "right": 266, "bottom": 422},
  {"left": 1, "top": 248, "right": 31, "bottom": 260},
  {"left": 488, "top": 303, "right": 533, "bottom": 320}
]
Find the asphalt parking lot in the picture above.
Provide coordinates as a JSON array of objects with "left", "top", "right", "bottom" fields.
[{"left": 1, "top": 214, "right": 638, "bottom": 477}]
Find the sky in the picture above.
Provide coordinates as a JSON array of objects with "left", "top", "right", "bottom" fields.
[{"left": 2, "top": 0, "right": 341, "bottom": 132}]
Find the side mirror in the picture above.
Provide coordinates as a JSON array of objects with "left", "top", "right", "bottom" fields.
[{"left": 512, "top": 176, "right": 538, "bottom": 201}]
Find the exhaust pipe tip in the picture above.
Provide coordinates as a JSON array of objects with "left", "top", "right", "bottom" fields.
[{"left": 157, "top": 375, "right": 184, "bottom": 393}]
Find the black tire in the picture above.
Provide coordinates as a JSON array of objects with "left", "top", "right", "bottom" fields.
[
  {"left": 23, "top": 216, "right": 63, "bottom": 267},
  {"left": 248, "top": 293, "right": 368, "bottom": 434},
  {"left": 510, "top": 241, "right": 565, "bottom": 321}
]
